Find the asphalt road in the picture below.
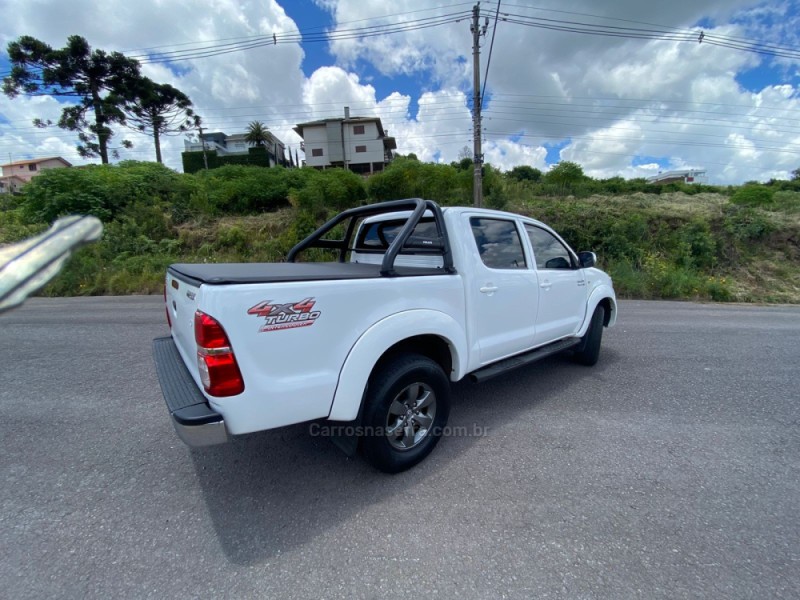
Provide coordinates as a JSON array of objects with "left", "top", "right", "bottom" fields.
[{"left": 1, "top": 297, "right": 798, "bottom": 599}]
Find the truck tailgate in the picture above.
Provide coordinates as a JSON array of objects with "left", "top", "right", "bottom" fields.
[{"left": 165, "top": 270, "right": 202, "bottom": 380}]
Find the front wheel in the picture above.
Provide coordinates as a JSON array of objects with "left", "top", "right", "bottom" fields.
[
  {"left": 573, "top": 305, "right": 605, "bottom": 366},
  {"left": 360, "top": 353, "right": 451, "bottom": 473}
]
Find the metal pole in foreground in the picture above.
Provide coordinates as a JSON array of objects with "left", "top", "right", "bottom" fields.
[
  {"left": 198, "top": 125, "right": 209, "bottom": 170},
  {"left": 471, "top": 3, "right": 484, "bottom": 207}
]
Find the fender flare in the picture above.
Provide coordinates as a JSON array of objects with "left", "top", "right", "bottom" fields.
[
  {"left": 327, "top": 309, "right": 468, "bottom": 421},
  {"left": 576, "top": 286, "right": 617, "bottom": 337}
]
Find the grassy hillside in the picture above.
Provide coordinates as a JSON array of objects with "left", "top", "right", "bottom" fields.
[
  {"left": 509, "top": 191, "right": 800, "bottom": 303},
  {"left": 1, "top": 160, "right": 798, "bottom": 303}
]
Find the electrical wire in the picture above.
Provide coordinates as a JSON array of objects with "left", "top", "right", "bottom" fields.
[
  {"left": 481, "top": 8, "right": 800, "bottom": 60},
  {"left": 481, "top": 0, "right": 501, "bottom": 110},
  {"left": 483, "top": 130, "right": 800, "bottom": 155}
]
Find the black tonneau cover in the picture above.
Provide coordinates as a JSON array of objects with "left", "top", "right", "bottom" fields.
[{"left": 168, "top": 262, "right": 448, "bottom": 286}]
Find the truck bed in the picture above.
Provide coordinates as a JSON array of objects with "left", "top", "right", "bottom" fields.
[{"left": 168, "top": 262, "right": 450, "bottom": 286}]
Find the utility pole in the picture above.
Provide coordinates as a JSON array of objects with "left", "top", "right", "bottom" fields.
[
  {"left": 197, "top": 124, "right": 209, "bottom": 170},
  {"left": 471, "top": 3, "right": 488, "bottom": 207}
]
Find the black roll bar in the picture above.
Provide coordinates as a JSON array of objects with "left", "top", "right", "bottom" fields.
[{"left": 286, "top": 198, "right": 455, "bottom": 276}]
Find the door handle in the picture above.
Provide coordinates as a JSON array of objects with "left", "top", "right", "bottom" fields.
[
  {"left": 480, "top": 285, "right": 498, "bottom": 294},
  {"left": 539, "top": 281, "right": 551, "bottom": 289}
]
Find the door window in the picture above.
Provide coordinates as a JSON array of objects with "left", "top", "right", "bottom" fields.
[
  {"left": 525, "top": 225, "right": 573, "bottom": 270},
  {"left": 470, "top": 218, "right": 526, "bottom": 269}
]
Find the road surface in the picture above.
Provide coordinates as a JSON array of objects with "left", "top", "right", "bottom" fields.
[{"left": 1, "top": 297, "right": 798, "bottom": 598}]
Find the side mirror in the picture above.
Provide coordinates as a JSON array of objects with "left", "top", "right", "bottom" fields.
[
  {"left": 577, "top": 251, "right": 596, "bottom": 268},
  {"left": 545, "top": 256, "right": 571, "bottom": 269}
]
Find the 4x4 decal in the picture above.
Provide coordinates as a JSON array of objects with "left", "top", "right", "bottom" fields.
[{"left": 247, "top": 297, "right": 321, "bottom": 332}]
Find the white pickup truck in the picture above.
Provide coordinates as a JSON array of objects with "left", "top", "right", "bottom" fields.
[{"left": 153, "top": 199, "right": 616, "bottom": 472}]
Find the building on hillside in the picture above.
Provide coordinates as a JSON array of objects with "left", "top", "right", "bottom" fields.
[
  {"left": 294, "top": 108, "right": 397, "bottom": 175},
  {"left": 0, "top": 157, "right": 72, "bottom": 194},
  {"left": 646, "top": 168, "right": 707, "bottom": 185},
  {"left": 0, "top": 174, "right": 26, "bottom": 195},
  {"left": 183, "top": 130, "right": 288, "bottom": 167}
]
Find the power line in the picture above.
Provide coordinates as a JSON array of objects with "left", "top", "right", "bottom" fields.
[
  {"left": 484, "top": 102, "right": 800, "bottom": 131},
  {"left": 483, "top": 130, "right": 800, "bottom": 155},
  {"left": 0, "top": 10, "right": 471, "bottom": 78},
  {"left": 482, "top": 8, "right": 800, "bottom": 60},
  {"left": 488, "top": 93, "right": 800, "bottom": 115},
  {"left": 483, "top": 109, "right": 800, "bottom": 137},
  {"left": 486, "top": 1, "right": 800, "bottom": 53},
  {"left": 481, "top": 0, "right": 501, "bottom": 110},
  {"left": 119, "top": 2, "right": 478, "bottom": 53},
  {"left": 135, "top": 12, "right": 470, "bottom": 65},
  {"left": 483, "top": 114, "right": 800, "bottom": 145}
]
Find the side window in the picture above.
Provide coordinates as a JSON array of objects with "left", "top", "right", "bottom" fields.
[
  {"left": 525, "top": 225, "right": 573, "bottom": 270},
  {"left": 470, "top": 217, "right": 526, "bottom": 269}
]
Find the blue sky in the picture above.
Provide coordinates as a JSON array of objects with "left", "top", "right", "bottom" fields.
[
  {"left": 1, "top": 0, "right": 799, "bottom": 183},
  {"left": 283, "top": 1, "right": 429, "bottom": 118}
]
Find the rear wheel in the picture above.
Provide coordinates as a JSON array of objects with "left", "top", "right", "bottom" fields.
[
  {"left": 360, "top": 353, "right": 450, "bottom": 473},
  {"left": 573, "top": 305, "right": 605, "bottom": 366}
]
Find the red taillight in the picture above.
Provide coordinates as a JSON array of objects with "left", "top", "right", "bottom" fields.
[
  {"left": 164, "top": 286, "right": 172, "bottom": 329},
  {"left": 194, "top": 311, "right": 228, "bottom": 348},
  {"left": 194, "top": 310, "right": 244, "bottom": 397}
]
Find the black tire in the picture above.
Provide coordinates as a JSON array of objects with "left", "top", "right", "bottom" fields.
[
  {"left": 573, "top": 305, "right": 605, "bottom": 366},
  {"left": 360, "top": 353, "right": 451, "bottom": 473}
]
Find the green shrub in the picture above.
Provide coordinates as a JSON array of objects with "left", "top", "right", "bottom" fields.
[
  {"left": 215, "top": 226, "right": 250, "bottom": 254},
  {"left": 198, "top": 165, "right": 294, "bottom": 214},
  {"left": 367, "top": 158, "right": 466, "bottom": 205},
  {"left": 20, "top": 161, "right": 188, "bottom": 223},
  {"left": 723, "top": 206, "right": 775, "bottom": 242},
  {"left": 771, "top": 191, "right": 800, "bottom": 212},
  {"left": 193, "top": 166, "right": 365, "bottom": 216},
  {"left": 671, "top": 219, "right": 718, "bottom": 269},
  {"left": 316, "top": 168, "right": 367, "bottom": 211},
  {"left": 731, "top": 185, "right": 775, "bottom": 206},
  {"left": 607, "top": 259, "right": 648, "bottom": 297},
  {"left": 0, "top": 208, "right": 46, "bottom": 243},
  {"left": 507, "top": 165, "right": 542, "bottom": 182},
  {"left": 485, "top": 184, "right": 508, "bottom": 210}
]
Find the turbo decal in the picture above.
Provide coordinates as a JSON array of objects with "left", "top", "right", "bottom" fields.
[{"left": 247, "top": 297, "right": 321, "bottom": 332}]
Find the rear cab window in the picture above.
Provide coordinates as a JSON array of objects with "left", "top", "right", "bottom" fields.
[{"left": 355, "top": 218, "right": 440, "bottom": 253}]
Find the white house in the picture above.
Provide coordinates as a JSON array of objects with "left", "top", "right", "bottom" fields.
[
  {"left": 647, "top": 169, "right": 707, "bottom": 185},
  {"left": 0, "top": 157, "right": 71, "bottom": 194},
  {"left": 184, "top": 131, "right": 287, "bottom": 167},
  {"left": 294, "top": 109, "right": 397, "bottom": 174}
]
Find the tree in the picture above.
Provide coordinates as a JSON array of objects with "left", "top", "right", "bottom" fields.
[
  {"left": 457, "top": 145, "right": 472, "bottom": 161},
  {"left": 3, "top": 35, "right": 142, "bottom": 164},
  {"left": 245, "top": 121, "right": 270, "bottom": 147},
  {"left": 124, "top": 78, "right": 200, "bottom": 163},
  {"left": 544, "top": 161, "right": 586, "bottom": 193},
  {"left": 508, "top": 165, "right": 542, "bottom": 182},
  {"left": 792, "top": 167, "right": 800, "bottom": 181}
]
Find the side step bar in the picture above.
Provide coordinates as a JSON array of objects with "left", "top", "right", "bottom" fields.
[{"left": 469, "top": 337, "right": 581, "bottom": 383}]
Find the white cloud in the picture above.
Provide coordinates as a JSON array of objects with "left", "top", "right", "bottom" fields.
[{"left": 483, "top": 139, "right": 548, "bottom": 172}]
